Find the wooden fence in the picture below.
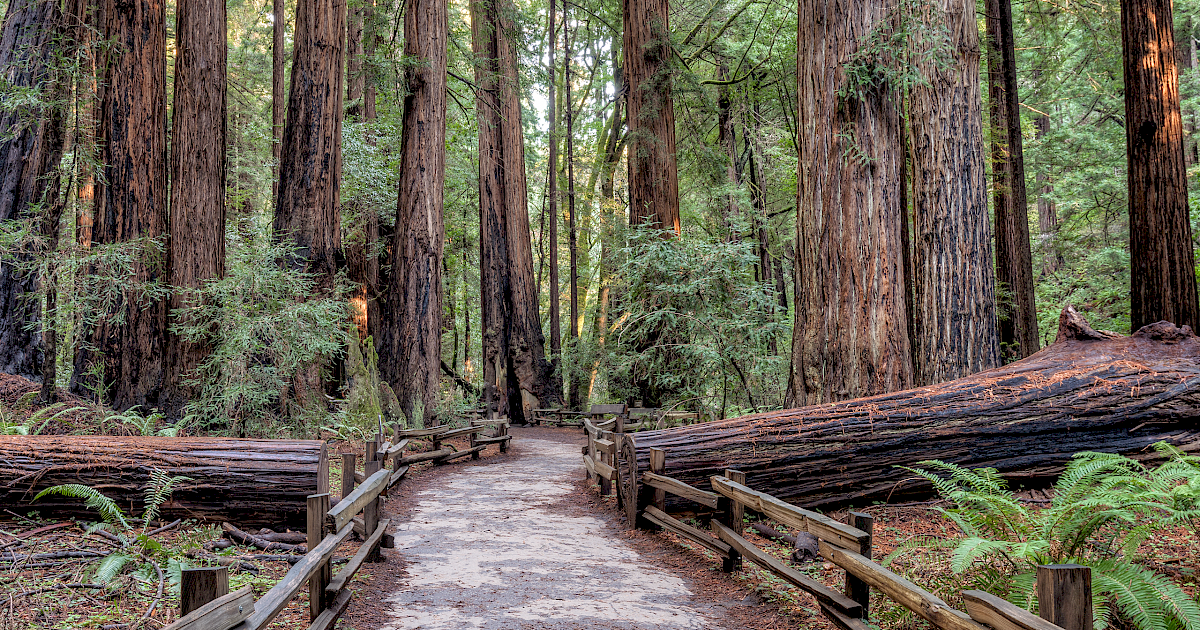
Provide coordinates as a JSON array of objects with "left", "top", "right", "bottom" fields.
[
  {"left": 164, "top": 418, "right": 511, "bottom": 630},
  {"left": 592, "top": 439, "right": 1095, "bottom": 630}
]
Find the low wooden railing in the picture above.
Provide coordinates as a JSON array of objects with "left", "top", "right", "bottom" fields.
[
  {"left": 622, "top": 446, "right": 1095, "bottom": 630},
  {"left": 165, "top": 419, "right": 512, "bottom": 630}
]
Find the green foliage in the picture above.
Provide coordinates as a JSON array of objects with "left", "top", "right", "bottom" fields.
[
  {"left": 103, "top": 405, "right": 181, "bottom": 436},
  {"left": 898, "top": 446, "right": 1200, "bottom": 630},
  {"left": 34, "top": 484, "right": 130, "bottom": 530}
]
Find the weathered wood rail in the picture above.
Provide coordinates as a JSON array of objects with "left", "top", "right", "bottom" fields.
[
  {"left": 164, "top": 418, "right": 513, "bottom": 630},
  {"left": 590, "top": 438, "right": 1095, "bottom": 630}
]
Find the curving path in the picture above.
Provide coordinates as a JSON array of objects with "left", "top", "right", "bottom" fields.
[{"left": 380, "top": 435, "right": 724, "bottom": 630}]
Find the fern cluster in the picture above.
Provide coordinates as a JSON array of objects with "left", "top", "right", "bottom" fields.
[{"left": 897, "top": 443, "right": 1200, "bottom": 630}]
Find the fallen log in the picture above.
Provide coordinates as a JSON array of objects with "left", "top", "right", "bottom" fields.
[
  {"left": 0, "top": 436, "right": 323, "bottom": 527},
  {"left": 623, "top": 308, "right": 1200, "bottom": 511}
]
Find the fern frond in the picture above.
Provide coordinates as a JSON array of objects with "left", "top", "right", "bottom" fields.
[
  {"left": 949, "top": 537, "right": 1011, "bottom": 573},
  {"left": 35, "top": 484, "right": 129, "bottom": 529},
  {"left": 142, "top": 468, "right": 191, "bottom": 525},
  {"left": 93, "top": 552, "right": 132, "bottom": 584}
]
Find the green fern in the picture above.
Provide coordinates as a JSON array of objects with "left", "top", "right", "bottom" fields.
[
  {"left": 34, "top": 484, "right": 129, "bottom": 529},
  {"left": 93, "top": 552, "right": 133, "bottom": 585},
  {"left": 142, "top": 468, "right": 191, "bottom": 524}
]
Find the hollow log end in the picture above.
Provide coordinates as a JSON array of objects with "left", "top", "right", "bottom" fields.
[{"left": 1055, "top": 305, "right": 1123, "bottom": 343}]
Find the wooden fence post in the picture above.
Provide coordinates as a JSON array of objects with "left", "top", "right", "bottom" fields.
[
  {"left": 498, "top": 421, "right": 508, "bottom": 453},
  {"left": 845, "top": 511, "right": 873, "bottom": 619},
  {"left": 1037, "top": 564, "right": 1093, "bottom": 630},
  {"left": 317, "top": 442, "right": 329, "bottom": 495},
  {"left": 364, "top": 459, "right": 383, "bottom": 562},
  {"left": 180, "top": 566, "right": 228, "bottom": 616},
  {"left": 341, "top": 453, "right": 356, "bottom": 505},
  {"left": 308, "top": 493, "right": 331, "bottom": 620},
  {"left": 716, "top": 469, "right": 744, "bottom": 572},
  {"left": 599, "top": 432, "right": 613, "bottom": 497},
  {"left": 635, "top": 447, "right": 665, "bottom": 530},
  {"left": 650, "top": 448, "right": 666, "bottom": 512}
]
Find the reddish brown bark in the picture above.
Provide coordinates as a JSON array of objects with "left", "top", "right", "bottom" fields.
[
  {"left": 791, "top": 0, "right": 913, "bottom": 405},
  {"left": 271, "top": 0, "right": 285, "bottom": 200},
  {"left": 378, "top": 0, "right": 447, "bottom": 426},
  {"left": 72, "top": 0, "right": 169, "bottom": 410},
  {"left": 165, "top": 0, "right": 227, "bottom": 408},
  {"left": 1122, "top": 0, "right": 1199, "bottom": 331},
  {"left": 623, "top": 0, "right": 679, "bottom": 235}
]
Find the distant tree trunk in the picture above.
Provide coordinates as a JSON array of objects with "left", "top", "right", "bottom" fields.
[
  {"left": 547, "top": 0, "right": 561, "bottom": 374},
  {"left": 565, "top": 12, "right": 583, "bottom": 411},
  {"left": 0, "top": 0, "right": 80, "bottom": 382},
  {"left": 623, "top": 0, "right": 679, "bottom": 234},
  {"left": 791, "top": 0, "right": 913, "bottom": 405},
  {"left": 589, "top": 51, "right": 623, "bottom": 400},
  {"left": 1034, "top": 113, "right": 1060, "bottom": 277},
  {"left": 272, "top": 0, "right": 285, "bottom": 200},
  {"left": 377, "top": 0, "right": 447, "bottom": 427},
  {"left": 164, "top": 0, "right": 227, "bottom": 410},
  {"left": 985, "top": 0, "right": 1037, "bottom": 361},
  {"left": 275, "top": 0, "right": 344, "bottom": 287},
  {"left": 1179, "top": 16, "right": 1196, "bottom": 166},
  {"left": 346, "top": 0, "right": 365, "bottom": 120},
  {"left": 908, "top": 0, "right": 1000, "bottom": 384},
  {"left": 362, "top": 0, "right": 379, "bottom": 123},
  {"left": 717, "top": 59, "right": 740, "bottom": 236},
  {"left": 1122, "top": 0, "right": 1199, "bottom": 331},
  {"left": 72, "top": 0, "right": 169, "bottom": 410}
]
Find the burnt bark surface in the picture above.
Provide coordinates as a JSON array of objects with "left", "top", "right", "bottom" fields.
[
  {"left": 1122, "top": 0, "right": 1199, "bottom": 331},
  {"left": 791, "top": 0, "right": 913, "bottom": 405},
  {"left": 633, "top": 308, "right": 1200, "bottom": 510},
  {"left": 378, "top": 0, "right": 447, "bottom": 426},
  {"left": 623, "top": 0, "right": 679, "bottom": 234},
  {"left": 72, "top": 0, "right": 169, "bottom": 411},
  {"left": 0, "top": 437, "right": 323, "bottom": 527},
  {"left": 909, "top": 0, "right": 1000, "bottom": 385},
  {"left": 0, "top": 0, "right": 79, "bottom": 381}
]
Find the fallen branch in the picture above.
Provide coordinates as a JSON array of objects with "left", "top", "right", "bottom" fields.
[{"left": 221, "top": 522, "right": 305, "bottom": 553}]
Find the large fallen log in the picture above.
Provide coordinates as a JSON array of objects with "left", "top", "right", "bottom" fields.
[
  {"left": 0, "top": 436, "right": 323, "bottom": 527},
  {"left": 623, "top": 308, "right": 1200, "bottom": 511}
]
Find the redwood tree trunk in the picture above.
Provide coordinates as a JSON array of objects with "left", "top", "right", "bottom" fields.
[
  {"left": 547, "top": 0, "right": 561, "bottom": 374},
  {"left": 72, "top": 0, "right": 169, "bottom": 410},
  {"left": 631, "top": 311, "right": 1200, "bottom": 510},
  {"left": 346, "top": 0, "right": 365, "bottom": 120},
  {"left": 0, "top": 0, "right": 79, "bottom": 381},
  {"left": 908, "top": 0, "right": 1000, "bottom": 384},
  {"left": 791, "top": 0, "right": 913, "bottom": 405},
  {"left": 1034, "top": 113, "right": 1060, "bottom": 277},
  {"left": 165, "top": 0, "right": 227, "bottom": 409},
  {"left": 1122, "top": 0, "right": 1199, "bottom": 331},
  {"left": 985, "top": 0, "right": 1038, "bottom": 360},
  {"left": 378, "top": 0, "right": 447, "bottom": 427},
  {"left": 271, "top": 0, "right": 285, "bottom": 200},
  {"left": 623, "top": 0, "right": 679, "bottom": 234}
]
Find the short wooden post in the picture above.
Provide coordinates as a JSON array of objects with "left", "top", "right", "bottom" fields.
[
  {"left": 317, "top": 442, "right": 329, "bottom": 495},
  {"left": 307, "top": 493, "right": 331, "bottom": 620},
  {"left": 725, "top": 470, "right": 745, "bottom": 535},
  {"left": 498, "top": 421, "right": 508, "bottom": 453},
  {"left": 1037, "top": 564, "right": 1093, "bottom": 630},
  {"left": 599, "top": 432, "right": 613, "bottom": 497},
  {"left": 650, "top": 448, "right": 666, "bottom": 512},
  {"left": 180, "top": 566, "right": 228, "bottom": 616},
  {"left": 341, "top": 453, "right": 356, "bottom": 505},
  {"left": 716, "top": 469, "right": 743, "bottom": 572},
  {"left": 366, "top": 439, "right": 378, "bottom": 464},
  {"left": 364, "top": 459, "right": 383, "bottom": 562},
  {"left": 845, "top": 511, "right": 873, "bottom": 619}
]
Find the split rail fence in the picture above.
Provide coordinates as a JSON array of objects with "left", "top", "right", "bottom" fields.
[
  {"left": 163, "top": 418, "right": 511, "bottom": 630},
  {"left": 585, "top": 428, "right": 1095, "bottom": 630}
]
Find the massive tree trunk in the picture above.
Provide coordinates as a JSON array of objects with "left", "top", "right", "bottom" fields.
[
  {"left": 1122, "top": 0, "right": 1199, "bottom": 332},
  {"left": 623, "top": 0, "right": 679, "bottom": 234},
  {"left": 272, "top": 0, "right": 285, "bottom": 200},
  {"left": 791, "top": 0, "right": 913, "bottom": 405},
  {"left": 627, "top": 309, "right": 1200, "bottom": 511},
  {"left": 908, "top": 0, "right": 1000, "bottom": 385},
  {"left": 472, "top": 0, "right": 556, "bottom": 423},
  {"left": 0, "top": 437, "right": 324, "bottom": 527},
  {"left": 378, "top": 0, "right": 447, "bottom": 427},
  {"left": 72, "top": 0, "right": 169, "bottom": 410},
  {"left": 0, "top": 0, "right": 80, "bottom": 382},
  {"left": 165, "top": 0, "right": 227, "bottom": 410},
  {"left": 985, "top": 0, "right": 1037, "bottom": 361}
]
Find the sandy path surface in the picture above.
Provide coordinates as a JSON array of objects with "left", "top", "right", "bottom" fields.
[{"left": 380, "top": 436, "right": 722, "bottom": 630}]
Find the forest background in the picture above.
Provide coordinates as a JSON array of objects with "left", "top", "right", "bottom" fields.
[{"left": 0, "top": 0, "right": 1197, "bottom": 437}]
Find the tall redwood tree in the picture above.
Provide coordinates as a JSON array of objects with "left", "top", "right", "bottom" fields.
[
  {"left": 1122, "top": 0, "right": 1199, "bottom": 331},
  {"left": 623, "top": 0, "right": 679, "bottom": 234}
]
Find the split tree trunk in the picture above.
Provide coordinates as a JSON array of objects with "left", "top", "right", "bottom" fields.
[
  {"left": 628, "top": 308, "right": 1200, "bottom": 510},
  {"left": 378, "top": 0, "right": 447, "bottom": 426},
  {"left": 1122, "top": 0, "right": 1199, "bottom": 331},
  {"left": 792, "top": 0, "right": 913, "bottom": 405},
  {"left": 0, "top": 437, "right": 324, "bottom": 527}
]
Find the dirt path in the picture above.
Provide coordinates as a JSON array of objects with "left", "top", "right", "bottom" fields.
[{"left": 374, "top": 431, "right": 734, "bottom": 630}]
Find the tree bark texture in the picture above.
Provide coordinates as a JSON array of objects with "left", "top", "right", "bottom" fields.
[
  {"left": 623, "top": 0, "right": 679, "bottom": 234},
  {"left": 1034, "top": 113, "right": 1060, "bottom": 278},
  {"left": 165, "top": 0, "right": 227, "bottom": 408},
  {"left": 472, "top": 0, "right": 556, "bottom": 422},
  {"left": 908, "top": 0, "right": 1000, "bottom": 385},
  {"left": 0, "top": 0, "right": 80, "bottom": 381},
  {"left": 346, "top": 0, "right": 365, "bottom": 120},
  {"left": 1122, "top": 0, "right": 1199, "bottom": 332},
  {"left": 274, "top": 0, "right": 345, "bottom": 287},
  {"left": 73, "top": 0, "right": 169, "bottom": 411},
  {"left": 0, "top": 437, "right": 323, "bottom": 527},
  {"left": 985, "top": 0, "right": 1038, "bottom": 360},
  {"left": 271, "top": 0, "right": 285, "bottom": 200},
  {"left": 547, "top": 0, "right": 561, "bottom": 370},
  {"left": 791, "top": 0, "right": 913, "bottom": 405},
  {"left": 378, "top": 0, "right": 447, "bottom": 427},
  {"left": 630, "top": 309, "right": 1200, "bottom": 510}
]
